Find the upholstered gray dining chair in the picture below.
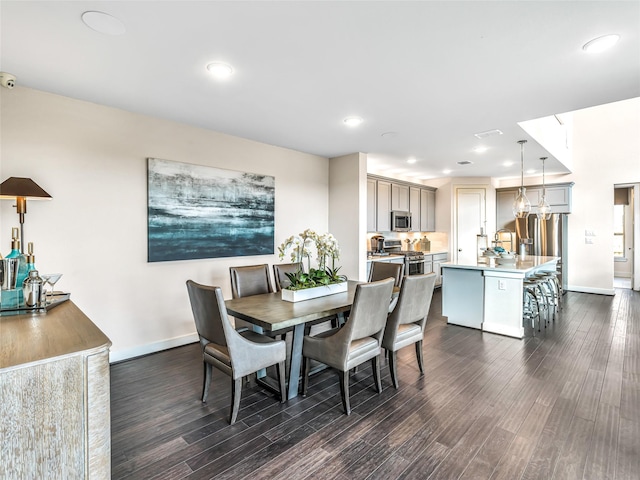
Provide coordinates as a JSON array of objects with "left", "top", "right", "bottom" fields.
[
  {"left": 369, "top": 261, "right": 405, "bottom": 312},
  {"left": 382, "top": 273, "right": 436, "bottom": 389},
  {"left": 272, "top": 262, "right": 303, "bottom": 292},
  {"left": 229, "top": 264, "right": 275, "bottom": 334},
  {"left": 368, "top": 261, "right": 405, "bottom": 287},
  {"left": 186, "top": 280, "right": 286, "bottom": 425},
  {"left": 301, "top": 277, "right": 395, "bottom": 415}
]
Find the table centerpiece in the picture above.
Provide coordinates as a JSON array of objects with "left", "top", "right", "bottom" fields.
[{"left": 278, "top": 229, "right": 347, "bottom": 302}]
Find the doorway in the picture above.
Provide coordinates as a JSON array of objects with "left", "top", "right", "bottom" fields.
[
  {"left": 614, "top": 183, "right": 639, "bottom": 291},
  {"left": 454, "top": 187, "right": 486, "bottom": 264}
]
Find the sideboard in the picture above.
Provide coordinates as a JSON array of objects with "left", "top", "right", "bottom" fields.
[{"left": 0, "top": 301, "right": 112, "bottom": 479}]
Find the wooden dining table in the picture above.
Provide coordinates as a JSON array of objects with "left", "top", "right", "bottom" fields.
[{"left": 225, "top": 280, "right": 362, "bottom": 400}]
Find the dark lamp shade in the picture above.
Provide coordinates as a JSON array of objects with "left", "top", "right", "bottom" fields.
[{"left": 0, "top": 177, "right": 52, "bottom": 200}]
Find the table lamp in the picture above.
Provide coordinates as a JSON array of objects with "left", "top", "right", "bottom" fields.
[{"left": 0, "top": 177, "right": 52, "bottom": 253}]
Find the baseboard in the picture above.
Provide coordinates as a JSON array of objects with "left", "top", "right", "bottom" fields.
[
  {"left": 109, "top": 333, "right": 199, "bottom": 364},
  {"left": 482, "top": 322, "right": 525, "bottom": 339},
  {"left": 566, "top": 285, "right": 615, "bottom": 296}
]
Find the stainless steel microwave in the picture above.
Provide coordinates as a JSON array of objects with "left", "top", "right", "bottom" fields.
[{"left": 391, "top": 210, "right": 411, "bottom": 231}]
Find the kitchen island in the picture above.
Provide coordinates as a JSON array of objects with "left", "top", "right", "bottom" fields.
[{"left": 441, "top": 255, "right": 559, "bottom": 338}]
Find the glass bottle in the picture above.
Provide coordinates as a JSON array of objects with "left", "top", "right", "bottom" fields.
[
  {"left": 24, "top": 242, "right": 36, "bottom": 274},
  {"left": 3, "top": 228, "right": 28, "bottom": 306}
]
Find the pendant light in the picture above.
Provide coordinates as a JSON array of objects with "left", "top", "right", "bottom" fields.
[
  {"left": 537, "top": 157, "right": 552, "bottom": 221},
  {"left": 512, "top": 140, "right": 531, "bottom": 218}
]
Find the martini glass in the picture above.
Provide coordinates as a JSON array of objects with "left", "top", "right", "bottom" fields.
[
  {"left": 43, "top": 273, "right": 63, "bottom": 302},
  {"left": 40, "top": 273, "right": 52, "bottom": 302}
]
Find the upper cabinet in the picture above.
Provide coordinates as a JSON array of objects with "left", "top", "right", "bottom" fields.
[
  {"left": 368, "top": 175, "right": 436, "bottom": 232},
  {"left": 496, "top": 182, "right": 574, "bottom": 230},
  {"left": 420, "top": 188, "right": 436, "bottom": 232},
  {"left": 391, "top": 183, "right": 410, "bottom": 211}
]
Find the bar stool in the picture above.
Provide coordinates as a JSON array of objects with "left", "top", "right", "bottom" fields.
[
  {"left": 533, "top": 271, "right": 560, "bottom": 322},
  {"left": 523, "top": 277, "right": 549, "bottom": 333}
]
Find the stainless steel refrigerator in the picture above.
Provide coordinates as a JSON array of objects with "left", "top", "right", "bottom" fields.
[{"left": 516, "top": 213, "right": 568, "bottom": 292}]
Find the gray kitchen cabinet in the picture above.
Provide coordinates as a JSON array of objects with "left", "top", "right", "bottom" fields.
[
  {"left": 409, "top": 187, "right": 421, "bottom": 232},
  {"left": 391, "top": 183, "right": 410, "bottom": 211},
  {"left": 420, "top": 188, "right": 436, "bottom": 232},
  {"left": 496, "top": 182, "right": 573, "bottom": 230},
  {"left": 367, "top": 178, "right": 377, "bottom": 232},
  {"left": 496, "top": 189, "right": 517, "bottom": 231},
  {"left": 367, "top": 175, "right": 436, "bottom": 233},
  {"left": 423, "top": 254, "right": 434, "bottom": 275},
  {"left": 432, "top": 252, "right": 448, "bottom": 286},
  {"left": 376, "top": 180, "right": 392, "bottom": 232}
]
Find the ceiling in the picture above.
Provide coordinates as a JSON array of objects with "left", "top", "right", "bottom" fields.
[{"left": 1, "top": 1, "right": 639, "bottom": 180}]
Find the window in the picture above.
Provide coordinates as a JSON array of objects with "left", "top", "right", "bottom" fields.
[{"left": 614, "top": 204, "right": 625, "bottom": 258}]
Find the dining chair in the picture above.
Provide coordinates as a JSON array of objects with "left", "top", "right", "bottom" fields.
[
  {"left": 229, "top": 264, "right": 276, "bottom": 334},
  {"left": 381, "top": 273, "right": 436, "bottom": 389},
  {"left": 186, "top": 280, "right": 286, "bottom": 425},
  {"left": 272, "top": 262, "right": 302, "bottom": 292},
  {"left": 301, "top": 277, "right": 395, "bottom": 415},
  {"left": 368, "top": 261, "right": 405, "bottom": 287}
]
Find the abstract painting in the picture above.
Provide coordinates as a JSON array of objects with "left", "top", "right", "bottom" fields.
[{"left": 147, "top": 158, "right": 274, "bottom": 262}]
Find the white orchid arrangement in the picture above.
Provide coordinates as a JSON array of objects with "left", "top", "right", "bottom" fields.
[{"left": 277, "top": 229, "right": 345, "bottom": 290}]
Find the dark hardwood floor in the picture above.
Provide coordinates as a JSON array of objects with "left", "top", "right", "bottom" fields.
[{"left": 111, "top": 287, "right": 640, "bottom": 479}]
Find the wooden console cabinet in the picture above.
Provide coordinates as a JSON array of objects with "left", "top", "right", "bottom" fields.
[{"left": 0, "top": 301, "right": 111, "bottom": 479}]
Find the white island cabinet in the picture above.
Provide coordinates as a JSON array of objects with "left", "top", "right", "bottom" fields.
[{"left": 441, "top": 256, "right": 559, "bottom": 338}]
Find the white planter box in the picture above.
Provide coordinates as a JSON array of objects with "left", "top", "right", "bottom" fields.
[{"left": 281, "top": 281, "right": 348, "bottom": 302}]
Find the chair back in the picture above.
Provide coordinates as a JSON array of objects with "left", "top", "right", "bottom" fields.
[
  {"left": 273, "top": 263, "right": 303, "bottom": 291},
  {"left": 369, "top": 261, "right": 405, "bottom": 287},
  {"left": 186, "top": 280, "right": 230, "bottom": 348},
  {"left": 346, "top": 278, "right": 395, "bottom": 341},
  {"left": 229, "top": 264, "right": 274, "bottom": 299},
  {"left": 388, "top": 273, "right": 436, "bottom": 328}
]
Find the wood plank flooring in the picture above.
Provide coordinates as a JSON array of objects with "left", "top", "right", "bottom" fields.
[{"left": 111, "top": 287, "right": 640, "bottom": 479}]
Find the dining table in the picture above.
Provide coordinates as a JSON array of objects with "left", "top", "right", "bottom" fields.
[{"left": 225, "top": 280, "right": 363, "bottom": 400}]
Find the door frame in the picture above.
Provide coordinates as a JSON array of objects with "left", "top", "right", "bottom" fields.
[
  {"left": 614, "top": 182, "right": 639, "bottom": 291},
  {"left": 453, "top": 185, "right": 491, "bottom": 263}
]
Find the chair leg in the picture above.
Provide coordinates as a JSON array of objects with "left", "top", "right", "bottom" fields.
[
  {"left": 372, "top": 356, "right": 383, "bottom": 394},
  {"left": 229, "top": 378, "right": 242, "bottom": 425},
  {"left": 415, "top": 340, "right": 424, "bottom": 375},
  {"left": 277, "top": 361, "right": 287, "bottom": 403},
  {"left": 202, "top": 362, "right": 212, "bottom": 402},
  {"left": 301, "top": 356, "right": 311, "bottom": 397},
  {"left": 388, "top": 350, "right": 399, "bottom": 389},
  {"left": 338, "top": 370, "right": 351, "bottom": 415}
]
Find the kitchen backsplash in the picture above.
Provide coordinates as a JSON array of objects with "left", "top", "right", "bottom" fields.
[{"left": 367, "top": 231, "right": 448, "bottom": 252}]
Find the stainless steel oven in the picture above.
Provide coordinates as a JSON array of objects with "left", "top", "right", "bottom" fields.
[{"left": 404, "top": 251, "right": 426, "bottom": 276}]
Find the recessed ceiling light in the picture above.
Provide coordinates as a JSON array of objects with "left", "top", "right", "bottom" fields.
[
  {"left": 343, "top": 116, "right": 363, "bottom": 127},
  {"left": 443, "top": 169, "right": 452, "bottom": 174},
  {"left": 583, "top": 34, "right": 620, "bottom": 53},
  {"left": 207, "top": 62, "right": 234, "bottom": 79},
  {"left": 503, "top": 161, "right": 514, "bottom": 167},
  {"left": 81, "top": 11, "right": 126, "bottom": 35},
  {"left": 526, "top": 169, "right": 536, "bottom": 174},
  {"left": 407, "top": 157, "right": 417, "bottom": 164},
  {"left": 474, "top": 146, "right": 488, "bottom": 154}
]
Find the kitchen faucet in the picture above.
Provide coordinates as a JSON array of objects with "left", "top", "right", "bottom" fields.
[{"left": 494, "top": 229, "right": 515, "bottom": 252}]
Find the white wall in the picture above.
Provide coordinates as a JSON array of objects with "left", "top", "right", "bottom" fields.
[
  {"left": 328, "top": 152, "right": 368, "bottom": 281},
  {"left": 0, "top": 87, "right": 330, "bottom": 361}
]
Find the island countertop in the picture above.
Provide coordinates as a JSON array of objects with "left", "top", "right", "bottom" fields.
[{"left": 441, "top": 255, "right": 559, "bottom": 275}]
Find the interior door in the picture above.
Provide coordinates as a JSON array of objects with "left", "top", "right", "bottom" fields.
[{"left": 456, "top": 188, "right": 486, "bottom": 263}]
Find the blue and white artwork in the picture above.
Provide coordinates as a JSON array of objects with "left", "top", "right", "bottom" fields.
[{"left": 147, "top": 158, "right": 275, "bottom": 262}]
